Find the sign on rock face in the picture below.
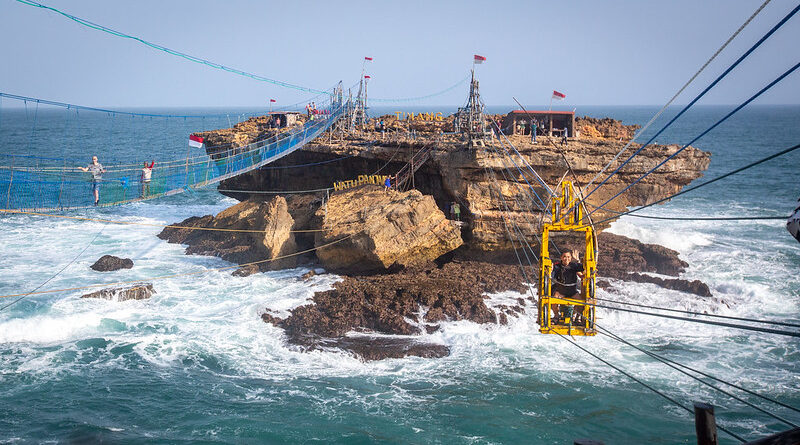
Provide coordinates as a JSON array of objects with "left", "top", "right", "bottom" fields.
[
  {"left": 394, "top": 111, "right": 444, "bottom": 122},
  {"left": 333, "top": 175, "right": 390, "bottom": 192}
]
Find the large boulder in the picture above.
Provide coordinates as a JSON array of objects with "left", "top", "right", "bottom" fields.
[
  {"left": 314, "top": 187, "right": 463, "bottom": 273},
  {"left": 158, "top": 196, "right": 299, "bottom": 271},
  {"left": 81, "top": 283, "right": 155, "bottom": 301},
  {"left": 90, "top": 255, "right": 133, "bottom": 272}
]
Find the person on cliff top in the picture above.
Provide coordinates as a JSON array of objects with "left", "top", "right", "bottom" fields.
[
  {"left": 79, "top": 156, "right": 106, "bottom": 206},
  {"left": 140, "top": 160, "right": 155, "bottom": 198},
  {"left": 561, "top": 127, "right": 568, "bottom": 146},
  {"left": 531, "top": 119, "right": 538, "bottom": 144},
  {"left": 384, "top": 176, "right": 392, "bottom": 193},
  {"left": 551, "top": 249, "right": 584, "bottom": 324}
]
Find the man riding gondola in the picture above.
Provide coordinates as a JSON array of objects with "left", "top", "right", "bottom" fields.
[{"left": 551, "top": 249, "right": 584, "bottom": 324}]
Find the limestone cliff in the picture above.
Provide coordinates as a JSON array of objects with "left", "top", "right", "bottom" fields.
[
  {"left": 216, "top": 115, "right": 710, "bottom": 251},
  {"left": 315, "top": 187, "right": 463, "bottom": 273},
  {"left": 157, "top": 196, "right": 301, "bottom": 272}
]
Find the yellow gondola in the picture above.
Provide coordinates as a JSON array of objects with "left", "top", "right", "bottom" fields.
[{"left": 538, "top": 180, "right": 597, "bottom": 336}]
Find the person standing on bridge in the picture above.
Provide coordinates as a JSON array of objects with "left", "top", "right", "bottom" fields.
[
  {"left": 78, "top": 156, "right": 106, "bottom": 205},
  {"left": 140, "top": 160, "right": 155, "bottom": 198},
  {"left": 79, "top": 156, "right": 106, "bottom": 206}
]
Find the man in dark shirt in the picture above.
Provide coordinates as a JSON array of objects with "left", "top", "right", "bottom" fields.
[{"left": 551, "top": 249, "right": 584, "bottom": 324}]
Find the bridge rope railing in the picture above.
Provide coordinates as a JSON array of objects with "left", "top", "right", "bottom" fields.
[{"left": 0, "top": 93, "right": 349, "bottom": 211}]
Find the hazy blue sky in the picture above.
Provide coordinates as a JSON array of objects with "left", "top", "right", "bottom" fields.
[{"left": 1, "top": 0, "right": 799, "bottom": 108}]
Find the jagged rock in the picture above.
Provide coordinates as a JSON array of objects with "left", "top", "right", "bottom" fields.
[
  {"left": 619, "top": 273, "right": 712, "bottom": 297},
  {"left": 158, "top": 196, "right": 299, "bottom": 271},
  {"left": 90, "top": 255, "right": 133, "bottom": 272},
  {"left": 598, "top": 232, "right": 688, "bottom": 277},
  {"left": 264, "top": 259, "right": 525, "bottom": 350},
  {"left": 300, "top": 270, "right": 317, "bottom": 280},
  {"left": 232, "top": 264, "right": 260, "bottom": 277},
  {"left": 81, "top": 283, "right": 154, "bottom": 301},
  {"left": 314, "top": 187, "right": 463, "bottom": 273},
  {"left": 316, "top": 337, "right": 450, "bottom": 361}
]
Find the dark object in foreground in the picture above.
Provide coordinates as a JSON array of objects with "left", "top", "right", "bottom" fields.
[{"left": 90, "top": 255, "right": 134, "bottom": 272}]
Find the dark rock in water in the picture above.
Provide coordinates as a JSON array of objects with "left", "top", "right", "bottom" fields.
[
  {"left": 81, "top": 283, "right": 155, "bottom": 301},
  {"left": 318, "top": 336, "right": 449, "bottom": 361},
  {"left": 598, "top": 232, "right": 687, "bottom": 277},
  {"left": 260, "top": 312, "right": 284, "bottom": 325},
  {"left": 622, "top": 273, "right": 712, "bottom": 297},
  {"left": 596, "top": 279, "right": 612, "bottom": 289},
  {"left": 277, "top": 260, "right": 524, "bottom": 341},
  {"left": 90, "top": 255, "right": 133, "bottom": 272},
  {"left": 263, "top": 259, "right": 527, "bottom": 359},
  {"left": 300, "top": 270, "right": 317, "bottom": 281},
  {"left": 232, "top": 264, "right": 260, "bottom": 277}
]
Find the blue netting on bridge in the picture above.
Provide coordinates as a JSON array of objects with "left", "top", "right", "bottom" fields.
[{"left": 0, "top": 98, "right": 347, "bottom": 211}]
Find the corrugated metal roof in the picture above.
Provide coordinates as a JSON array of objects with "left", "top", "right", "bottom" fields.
[{"left": 508, "top": 110, "right": 574, "bottom": 116}]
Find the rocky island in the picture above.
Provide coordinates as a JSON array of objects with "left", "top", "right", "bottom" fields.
[{"left": 158, "top": 110, "right": 712, "bottom": 360}]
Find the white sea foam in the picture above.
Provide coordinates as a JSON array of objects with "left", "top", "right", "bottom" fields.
[{"left": 0, "top": 192, "right": 798, "bottom": 439}]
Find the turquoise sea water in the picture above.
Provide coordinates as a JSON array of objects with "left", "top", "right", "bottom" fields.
[{"left": 0, "top": 104, "right": 798, "bottom": 444}]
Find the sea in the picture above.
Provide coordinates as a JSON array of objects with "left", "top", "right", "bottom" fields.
[{"left": 0, "top": 103, "right": 798, "bottom": 444}]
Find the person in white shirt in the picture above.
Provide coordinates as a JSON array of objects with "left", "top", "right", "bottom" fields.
[{"left": 141, "top": 160, "right": 155, "bottom": 198}]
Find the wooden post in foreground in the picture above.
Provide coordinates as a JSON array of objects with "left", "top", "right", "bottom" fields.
[{"left": 695, "top": 402, "right": 718, "bottom": 445}]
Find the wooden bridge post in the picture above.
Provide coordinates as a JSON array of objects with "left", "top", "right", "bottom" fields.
[{"left": 694, "top": 402, "right": 718, "bottom": 445}]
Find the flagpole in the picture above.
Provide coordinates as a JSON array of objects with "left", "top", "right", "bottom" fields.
[{"left": 549, "top": 95, "right": 553, "bottom": 112}]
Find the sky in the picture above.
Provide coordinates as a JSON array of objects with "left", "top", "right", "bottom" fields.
[{"left": 1, "top": 0, "right": 799, "bottom": 109}]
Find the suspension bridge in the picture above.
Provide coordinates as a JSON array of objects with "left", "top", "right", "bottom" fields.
[
  {"left": 2, "top": 0, "right": 800, "bottom": 443},
  {"left": 0, "top": 89, "right": 350, "bottom": 211}
]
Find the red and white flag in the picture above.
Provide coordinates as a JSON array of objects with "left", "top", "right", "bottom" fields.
[
  {"left": 364, "top": 56, "right": 373, "bottom": 61},
  {"left": 269, "top": 99, "right": 276, "bottom": 103},
  {"left": 474, "top": 54, "right": 486, "bottom": 64},
  {"left": 552, "top": 90, "right": 566, "bottom": 100},
  {"left": 364, "top": 75, "right": 371, "bottom": 79},
  {"left": 188, "top": 134, "right": 204, "bottom": 148}
]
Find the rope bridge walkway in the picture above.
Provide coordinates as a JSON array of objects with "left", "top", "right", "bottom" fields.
[{"left": 0, "top": 94, "right": 348, "bottom": 212}]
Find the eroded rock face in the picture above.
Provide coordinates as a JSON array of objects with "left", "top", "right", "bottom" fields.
[
  {"left": 217, "top": 120, "right": 710, "bottom": 252},
  {"left": 158, "top": 196, "right": 300, "bottom": 271},
  {"left": 314, "top": 187, "right": 463, "bottom": 273},
  {"left": 598, "top": 232, "right": 688, "bottom": 277},
  {"left": 90, "top": 255, "right": 133, "bottom": 272},
  {"left": 576, "top": 116, "right": 640, "bottom": 140},
  {"left": 81, "top": 283, "right": 154, "bottom": 301}
]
